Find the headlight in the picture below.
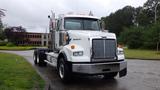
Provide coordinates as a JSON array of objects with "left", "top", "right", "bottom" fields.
[
  {"left": 118, "top": 50, "right": 124, "bottom": 55},
  {"left": 73, "top": 51, "right": 83, "bottom": 56},
  {"left": 117, "top": 48, "right": 124, "bottom": 55}
]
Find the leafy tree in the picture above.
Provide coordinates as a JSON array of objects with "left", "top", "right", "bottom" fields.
[
  {"left": 103, "top": 0, "right": 160, "bottom": 50},
  {"left": 119, "top": 23, "right": 160, "bottom": 50},
  {"left": 143, "top": 23, "right": 160, "bottom": 50},
  {"left": 0, "top": 19, "right": 4, "bottom": 40},
  {"left": 134, "top": 7, "right": 152, "bottom": 26},
  {"left": 0, "top": 9, "right": 5, "bottom": 40},
  {"left": 144, "top": 0, "right": 160, "bottom": 11},
  {"left": 118, "top": 26, "right": 144, "bottom": 49},
  {"left": 143, "top": 0, "right": 160, "bottom": 23},
  {"left": 103, "top": 6, "right": 135, "bottom": 36},
  {"left": 4, "top": 26, "right": 27, "bottom": 45}
]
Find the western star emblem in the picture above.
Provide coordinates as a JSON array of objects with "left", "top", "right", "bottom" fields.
[{"left": 101, "top": 36, "right": 107, "bottom": 39}]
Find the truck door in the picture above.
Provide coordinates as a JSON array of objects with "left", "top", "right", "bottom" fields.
[
  {"left": 55, "top": 19, "right": 66, "bottom": 50},
  {"left": 55, "top": 19, "right": 61, "bottom": 49}
]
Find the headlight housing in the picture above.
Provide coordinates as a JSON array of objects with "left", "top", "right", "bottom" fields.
[
  {"left": 117, "top": 48, "right": 124, "bottom": 55},
  {"left": 73, "top": 51, "right": 83, "bottom": 56}
]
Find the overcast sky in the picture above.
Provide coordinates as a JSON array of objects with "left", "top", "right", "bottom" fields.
[{"left": 0, "top": 0, "right": 147, "bottom": 33}]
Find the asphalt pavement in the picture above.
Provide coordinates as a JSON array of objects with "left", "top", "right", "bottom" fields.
[{"left": 1, "top": 50, "right": 160, "bottom": 90}]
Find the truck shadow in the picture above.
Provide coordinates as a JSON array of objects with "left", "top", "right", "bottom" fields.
[
  {"left": 40, "top": 65, "right": 119, "bottom": 90},
  {"left": 52, "top": 76, "right": 118, "bottom": 90}
]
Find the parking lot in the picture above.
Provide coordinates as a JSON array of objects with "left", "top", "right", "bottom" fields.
[{"left": 1, "top": 50, "right": 160, "bottom": 90}]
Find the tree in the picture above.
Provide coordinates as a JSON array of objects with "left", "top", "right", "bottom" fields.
[
  {"left": 143, "top": 23, "right": 160, "bottom": 50},
  {"left": 118, "top": 26, "right": 144, "bottom": 49},
  {"left": 144, "top": 0, "right": 160, "bottom": 11},
  {"left": 143, "top": 0, "right": 160, "bottom": 23},
  {"left": 133, "top": 7, "right": 153, "bottom": 26},
  {"left": 103, "top": 6, "right": 135, "bottom": 36},
  {"left": 4, "top": 26, "right": 27, "bottom": 45},
  {"left": 0, "top": 9, "right": 5, "bottom": 40}
]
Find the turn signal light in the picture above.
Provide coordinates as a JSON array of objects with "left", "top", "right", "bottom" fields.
[{"left": 71, "top": 45, "right": 75, "bottom": 49}]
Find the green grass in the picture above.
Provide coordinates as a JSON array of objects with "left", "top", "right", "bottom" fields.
[
  {"left": 0, "top": 52, "right": 44, "bottom": 90},
  {"left": 0, "top": 46, "right": 36, "bottom": 50},
  {"left": 124, "top": 48, "right": 160, "bottom": 60}
]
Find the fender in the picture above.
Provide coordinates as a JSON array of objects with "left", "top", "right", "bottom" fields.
[
  {"left": 57, "top": 51, "right": 72, "bottom": 71},
  {"left": 57, "top": 51, "right": 68, "bottom": 62}
]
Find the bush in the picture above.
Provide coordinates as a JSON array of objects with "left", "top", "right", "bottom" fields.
[
  {"left": 6, "top": 42, "right": 15, "bottom": 47},
  {"left": 0, "top": 42, "right": 7, "bottom": 46},
  {"left": 118, "top": 23, "right": 160, "bottom": 50},
  {"left": 142, "top": 23, "right": 160, "bottom": 50},
  {"left": 118, "top": 26, "right": 144, "bottom": 49}
]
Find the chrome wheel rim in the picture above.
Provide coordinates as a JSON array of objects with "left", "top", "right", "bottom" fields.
[
  {"left": 37, "top": 56, "right": 39, "bottom": 63},
  {"left": 59, "top": 63, "right": 64, "bottom": 79},
  {"left": 33, "top": 54, "right": 35, "bottom": 61}
]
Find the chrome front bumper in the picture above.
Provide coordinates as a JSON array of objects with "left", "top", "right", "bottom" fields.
[{"left": 72, "top": 60, "right": 127, "bottom": 75}]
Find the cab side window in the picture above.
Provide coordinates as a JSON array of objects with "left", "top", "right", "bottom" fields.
[{"left": 56, "top": 19, "right": 62, "bottom": 31}]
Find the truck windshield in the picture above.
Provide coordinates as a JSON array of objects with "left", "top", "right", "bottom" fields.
[{"left": 64, "top": 18, "right": 100, "bottom": 30}]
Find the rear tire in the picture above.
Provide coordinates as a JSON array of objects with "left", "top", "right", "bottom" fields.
[
  {"left": 58, "top": 57, "right": 71, "bottom": 83},
  {"left": 33, "top": 53, "right": 37, "bottom": 65},
  {"left": 103, "top": 72, "right": 118, "bottom": 79},
  {"left": 37, "top": 52, "right": 47, "bottom": 67}
]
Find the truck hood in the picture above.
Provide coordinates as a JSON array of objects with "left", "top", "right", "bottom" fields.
[
  {"left": 68, "top": 30, "right": 116, "bottom": 39},
  {"left": 66, "top": 30, "right": 117, "bottom": 62}
]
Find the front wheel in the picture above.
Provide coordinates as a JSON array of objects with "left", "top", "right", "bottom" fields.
[{"left": 58, "top": 57, "right": 71, "bottom": 83}]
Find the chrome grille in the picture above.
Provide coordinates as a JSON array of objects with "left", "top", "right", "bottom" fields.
[{"left": 92, "top": 39, "right": 116, "bottom": 61}]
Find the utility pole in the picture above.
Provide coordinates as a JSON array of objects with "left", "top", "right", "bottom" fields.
[
  {"left": 155, "top": 2, "right": 160, "bottom": 23},
  {"left": 154, "top": 2, "right": 160, "bottom": 52}
]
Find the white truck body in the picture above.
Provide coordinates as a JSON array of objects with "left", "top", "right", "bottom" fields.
[{"left": 34, "top": 13, "right": 127, "bottom": 82}]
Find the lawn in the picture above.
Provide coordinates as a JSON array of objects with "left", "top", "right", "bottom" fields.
[
  {"left": 124, "top": 48, "right": 160, "bottom": 60},
  {"left": 0, "top": 52, "right": 44, "bottom": 90},
  {"left": 0, "top": 46, "right": 36, "bottom": 50}
]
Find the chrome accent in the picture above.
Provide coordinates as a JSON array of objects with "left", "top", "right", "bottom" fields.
[
  {"left": 92, "top": 39, "right": 116, "bottom": 62},
  {"left": 59, "top": 63, "right": 64, "bottom": 79},
  {"left": 73, "top": 51, "right": 83, "bottom": 56},
  {"left": 72, "top": 61, "right": 127, "bottom": 74},
  {"left": 103, "top": 39, "right": 106, "bottom": 58}
]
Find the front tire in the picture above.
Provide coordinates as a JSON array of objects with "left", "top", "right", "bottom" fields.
[{"left": 58, "top": 57, "right": 71, "bottom": 83}]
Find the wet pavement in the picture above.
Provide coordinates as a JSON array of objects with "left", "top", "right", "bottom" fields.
[{"left": 1, "top": 50, "right": 160, "bottom": 90}]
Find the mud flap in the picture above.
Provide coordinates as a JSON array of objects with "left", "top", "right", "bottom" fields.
[{"left": 119, "top": 68, "right": 127, "bottom": 77}]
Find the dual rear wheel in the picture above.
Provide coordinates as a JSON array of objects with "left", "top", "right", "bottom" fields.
[{"left": 33, "top": 52, "right": 47, "bottom": 66}]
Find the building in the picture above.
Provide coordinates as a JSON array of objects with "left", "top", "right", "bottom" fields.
[
  {"left": 23, "top": 32, "right": 51, "bottom": 46},
  {"left": 5, "top": 26, "right": 51, "bottom": 46}
]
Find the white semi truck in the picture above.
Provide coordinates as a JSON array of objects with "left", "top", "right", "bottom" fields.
[{"left": 33, "top": 12, "right": 127, "bottom": 82}]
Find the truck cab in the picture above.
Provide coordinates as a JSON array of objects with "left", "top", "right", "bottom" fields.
[{"left": 33, "top": 13, "right": 127, "bottom": 82}]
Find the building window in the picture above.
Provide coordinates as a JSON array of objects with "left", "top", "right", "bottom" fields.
[
  {"left": 44, "top": 41, "right": 46, "bottom": 46},
  {"left": 44, "top": 35, "right": 46, "bottom": 39}
]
